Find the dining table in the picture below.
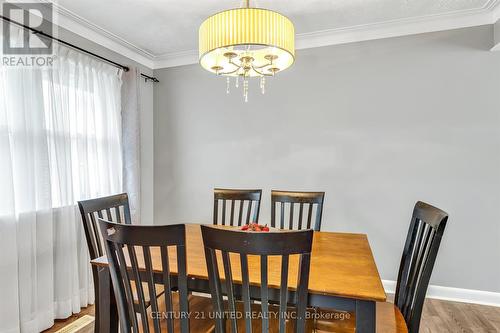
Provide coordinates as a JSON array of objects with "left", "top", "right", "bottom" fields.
[{"left": 90, "top": 223, "right": 386, "bottom": 333}]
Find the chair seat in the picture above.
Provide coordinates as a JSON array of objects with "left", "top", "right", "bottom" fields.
[
  {"left": 314, "top": 302, "right": 408, "bottom": 333},
  {"left": 138, "top": 294, "right": 215, "bottom": 333}
]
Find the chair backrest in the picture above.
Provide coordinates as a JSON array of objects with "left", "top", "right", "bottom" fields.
[
  {"left": 78, "top": 193, "right": 132, "bottom": 260},
  {"left": 201, "top": 225, "right": 313, "bottom": 333},
  {"left": 394, "top": 201, "right": 448, "bottom": 333},
  {"left": 271, "top": 190, "right": 325, "bottom": 231},
  {"left": 213, "top": 188, "right": 262, "bottom": 226},
  {"left": 97, "top": 219, "right": 190, "bottom": 333}
]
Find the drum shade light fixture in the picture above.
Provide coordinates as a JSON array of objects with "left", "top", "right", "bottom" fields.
[{"left": 199, "top": 0, "right": 295, "bottom": 101}]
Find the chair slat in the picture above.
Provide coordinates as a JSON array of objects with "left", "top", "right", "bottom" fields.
[
  {"left": 238, "top": 201, "right": 244, "bottom": 227},
  {"left": 205, "top": 248, "right": 225, "bottom": 332},
  {"left": 271, "top": 190, "right": 325, "bottom": 231},
  {"left": 106, "top": 208, "right": 113, "bottom": 221},
  {"left": 89, "top": 213, "right": 103, "bottom": 257},
  {"left": 296, "top": 254, "right": 311, "bottom": 333},
  {"left": 127, "top": 245, "right": 149, "bottom": 333},
  {"left": 177, "top": 244, "right": 189, "bottom": 333},
  {"left": 213, "top": 199, "right": 219, "bottom": 225},
  {"left": 246, "top": 200, "right": 252, "bottom": 224},
  {"left": 115, "top": 243, "right": 140, "bottom": 331},
  {"left": 280, "top": 202, "right": 285, "bottom": 229},
  {"left": 160, "top": 246, "right": 174, "bottom": 333},
  {"left": 222, "top": 200, "right": 226, "bottom": 226},
  {"left": 298, "top": 203, "right": 304, "bottom": 230},
  {"left": 279, "top": 254, "right": 290, "bottom": 333},
  {"left": 261, "top": 255, "right": 269, "bottom": 333},
  {"left": 306, "top": 204, "right": 313, "bottom": 229},
  {"left": 240, "top": 254, "right": 253, "bottom": 333},
  {"left": 114, "top": 206, "right": 122, "bottom": 224},
  {"left": 143, "top": 246, "right": 161, "bottom": 333},
  {"left": 213, "top": 189, "right": 262, "bottom": 227},
  {"left": 230, "top": 200, "right": 235, "bottom": 226},
  {"left": 222, "top": 251, "right": 238, "bottom": 333}
]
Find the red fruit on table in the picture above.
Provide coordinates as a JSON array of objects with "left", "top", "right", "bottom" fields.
[
  {"left": 262, "top": 226, "right": 269, "bottom": 232},
  {"left": 241, "top": 225, "right": 249, "bottom": 230}
]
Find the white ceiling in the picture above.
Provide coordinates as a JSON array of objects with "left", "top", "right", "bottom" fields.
[{"left": 45, "top": 0, "right": 500, "bottom": 68}]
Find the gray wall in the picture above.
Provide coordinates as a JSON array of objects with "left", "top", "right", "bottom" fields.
[{"left": 153, "top": 25, "right": 500, "bottom": 293}]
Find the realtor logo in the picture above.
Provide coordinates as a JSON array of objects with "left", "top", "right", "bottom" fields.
[
  {"left": 1, "top": 2, "right": 55, "bottom": 67},
  {"left": 2, "top": 2, "right": 53, "bottom": 55}
]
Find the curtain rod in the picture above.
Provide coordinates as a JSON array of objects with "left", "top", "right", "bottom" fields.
[
  {"left": 140, "top": 73, "right": 159, "bottom": 83},
  {"left": 1, "top": 15, "right": 130, "bottom": 72}
]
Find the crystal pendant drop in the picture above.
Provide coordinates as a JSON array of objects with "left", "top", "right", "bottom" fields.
[
  {"left": 226, "top": 77, "right": 230, "bottom": 94},
  {"left": 243, "top": 78, "right": 249, "bottom": 102}
]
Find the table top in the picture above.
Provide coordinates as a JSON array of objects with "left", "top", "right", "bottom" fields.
[{"left": 91, "top": 223, "right": 386, "bottom": 302}]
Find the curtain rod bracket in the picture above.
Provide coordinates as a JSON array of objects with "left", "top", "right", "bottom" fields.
[{"left": 140, "top": 73, "right": 159, "bottom": 83}]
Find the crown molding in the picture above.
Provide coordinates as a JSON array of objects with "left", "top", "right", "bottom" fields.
[
  {"left": 23, "top": 0, "right": 500, "bottom": 69},
  {"left": 154, "top": 49, "right": 198, "bottom": 69},
  {"left": 153, "top": 2, "right": 500, "bottom": 69},
  {"left": 31, "top": 0, "right": 156, "bottom": 68}
]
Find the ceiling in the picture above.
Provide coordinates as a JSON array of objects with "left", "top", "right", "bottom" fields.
[{"left": 45, "top": 0, "right": 500, "bottom": 68}]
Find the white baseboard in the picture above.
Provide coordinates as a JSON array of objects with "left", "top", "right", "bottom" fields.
[{"left": 382, "top": 280, "right": 500, "bottom": 307}]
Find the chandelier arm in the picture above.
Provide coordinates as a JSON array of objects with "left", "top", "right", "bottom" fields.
[
  {"left": 251, "top": 65, "right": 273, "bottom": 77},
  {"left": 229, "top": 59, "right": 243, "bottom": 69},
  {"left": 217, "top": 67, "right": 241, "bottom": 75},
  {"left": 252, "top": 61, "right": 273, "bottom": 69}
]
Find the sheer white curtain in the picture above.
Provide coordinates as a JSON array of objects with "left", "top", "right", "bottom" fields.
[{"left": 0, "top": 28, "right": 123, "bottom": 333}]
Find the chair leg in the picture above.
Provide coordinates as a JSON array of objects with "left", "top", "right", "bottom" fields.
[{"left": 95, "top": 266, "right": 119, "bottom": 333}]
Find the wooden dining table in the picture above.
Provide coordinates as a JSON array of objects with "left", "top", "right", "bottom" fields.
[{"left": 91, "top": 223, "right": 386, "bottom": 333}]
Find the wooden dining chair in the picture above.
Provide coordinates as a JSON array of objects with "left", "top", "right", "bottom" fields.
[
  {"left": 213, "top": 188, "right": 262, "bottom": 226},
  {"left": 78, "top": 193, "right": 164, "bottom": 332},
  {"left": 97, "top": 219, "right": 215, "bottom": 333},
  {"left": 271, "top": 190, "right": 325, "bottom": 231},
  {"left": 201, "top": 225, "right": 314, "bottom": 333},
  {"left": 393, "top": 201, "right": 448, "bottom": 333},
  {"left": 78, "top": 193, "right": 133, "bottom": 332},
  {"left": 315, "top": 201, "right": 448, "bottom": 333}
]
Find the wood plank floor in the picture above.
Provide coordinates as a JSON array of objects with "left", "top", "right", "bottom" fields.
[
  {"left": 43, "top": 306, "right": 94, "bottom": 333},
  {"left": 43, "top": 298, "right": 500, "bottom": 332},
  {"left": 420, "top": 298, "right": 500, "bottom": 333}
]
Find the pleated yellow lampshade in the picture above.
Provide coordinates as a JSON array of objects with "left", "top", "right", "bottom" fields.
[{"left": 199, "top": 7, "right": 295, "bottom": 77}]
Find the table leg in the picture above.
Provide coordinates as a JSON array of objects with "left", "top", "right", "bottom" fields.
[
  {"left": 355, "top": 300, "right": 376, "bottom": 333},
  {"left": 96, "top": 266, "right": 119, "bottom": 333}
]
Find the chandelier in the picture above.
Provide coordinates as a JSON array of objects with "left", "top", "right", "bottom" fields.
[{"left": 199, "top": 0, "right": 295, "bottom": 102}]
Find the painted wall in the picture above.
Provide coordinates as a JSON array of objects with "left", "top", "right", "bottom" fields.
[{"left": 153, "top": 25, "right": 500, "bottom": 293}]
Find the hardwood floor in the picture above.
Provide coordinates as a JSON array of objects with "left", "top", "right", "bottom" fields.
[
  {"left": 42, "top": 298, "right": 500, "bottom": 332},
  {"left": 420, "top": 298, "right": 500, "bottom": 333},
  {"left": 43, "top": 306, "right": 94, "bottom": 333}
]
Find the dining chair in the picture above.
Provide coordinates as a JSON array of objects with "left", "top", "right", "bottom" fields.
[
  {"left": 271, "top": 190, "right": 325, "bottom": 231},
  {"left": 213, "top": 188, "right": 262, "bottom": 226},
  {"left": 201, "top": 225, "right": 314, "bottom": 333},
  {"left": 78, "top": 193, "right": 133, "bottom": 332},
  {"left": 315, "top": 201, "right": 448, "bottom": 333},
  {"left": 97, "top": 219, "right": 215, "bottom": 333},
  {"left": 394, "top": 201, "right": 448, "bottom": 333},
  {"left": 78, "top": 194, "right": 164, "bottom": 332}
]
